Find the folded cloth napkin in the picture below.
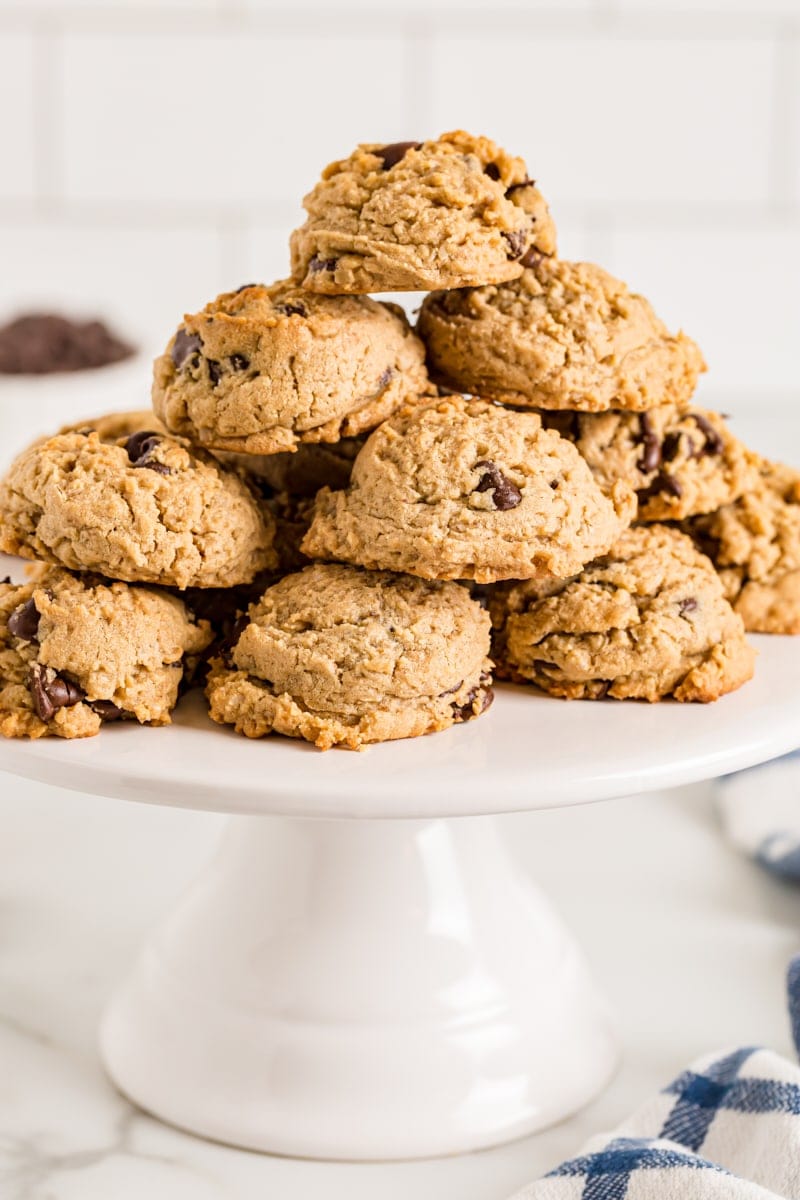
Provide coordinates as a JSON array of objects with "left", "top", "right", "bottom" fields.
[
  {"left": 716, "top": 751, "right": 800, "bottom": 882},
  {"left": 510, "top": 959, "right": 800, "bottom": 1199}
]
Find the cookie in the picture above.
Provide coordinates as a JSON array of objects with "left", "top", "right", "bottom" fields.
[
  {"left": 60, "top": 408, "right": 166, "bottom": 441},
  {"left": 0, "top": 428, "right": 277, "bottom": 589},
  {"left": 152, "top": 282, "right": 430, "bottom": 455},
  {"left": 0, "top": 567, "right": 211, "bottom": 739},
  {"left": 218, "top": 436, "right": 364, "bottom": 497},
  {"left": 417, "top": 258, "right": 705, "bottom": 412},
  {"left": 205, "top": 563, "right": 493, "bottom": 750},
  {"left": 683, "top": 460, "right": 800, "bottom": 634},
  {"left": 290, "top": 130, "right": 556, "bottom": 294},
  {"left": 301, "top": 396, "right": 636, "bottom": 583},
  {"left": 489, "top": 524, "right": 755, "bottom": 702},
  {"left": 542, "top": 406, "right": 760, "bottom": 521}
]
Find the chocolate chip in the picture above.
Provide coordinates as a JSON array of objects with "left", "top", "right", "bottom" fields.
[
  {"left": 679, "top": 598, "right": 698, "bottom": 615},
  {"left": 230, "top": 353, "right": 249, "bottom": 371},
  {"left": 506, "top": 177, "right": 536, "bottom": 195},
  {"left": 309, "top": 256, "right": 338, "bottom": 274},
  {"left": 29, "top": 663, "right": 84, "bottom": 722},
  {"left": 275, "top": 302, "right": 307, "bottom": 318},
  {"left": 501, "top": 229, "right": 527, "bottom": 260},
  {"left": 234, "top": 282, "right": 260, "bottom": 293},
  {"left": 439, "top": 679, "right": 464, "bottom": 698},
  {"left": 636, "top": 413, "right": 662, "bottom": 474},
  {"left": 689, "top": 412, "right": 724, "bottom": 456},
  {"left": 519, "top": 246, "right": 544, "bottom": 269},
  {"left": 638, "top": 470, "right": 683, "bottom": 503},
  {"left": 207, "top": 359, "right": 222, "bottom": 386},
  {"left": 8, "top": 598, "right": 40, "bottom": 641},
  {"left": 452, "top": 682, "right": 494, "bottom": 722},
  {"left": 484, "top": 162, "right": 501, "bottom": 180},
  {"left": 89, "top": 699, "right": 126, "bottom": 721},
  {"left": 596, "top": 681, "right": 612, "bottom": 698},
  {"left": 125, "top": 431, "right": 171, "bottom": 477},
  {"left": 661, "top": 432, "right": 683, "bottom": 462},
  {"left": 375, "top": 141, "right": 421, "bottom": 170},
  {"left": 172, "top": 328, "right": 202, "bottom": 368},
  {"left": 219, "top": 614, "right": 250, "bottom": 668},
  {"left": 474, "top": 460, "right": 522, "bottom": 511}
]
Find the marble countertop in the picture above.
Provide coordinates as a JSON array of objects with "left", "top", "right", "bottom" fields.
[{"left": 1, "top": 777, "right": 799, "bottom": 1200}]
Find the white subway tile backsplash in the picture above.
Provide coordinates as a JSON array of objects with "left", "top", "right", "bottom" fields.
[
  {"left": 427, "top": 34, "right": 775, "bottom": 211},
  {"left": 60, "top": 31, "right": 408, "bottom": 208},
  {"left": 604, "top": 225, "right": 800, "bottom": 398},
  {"left": 0, "top": 222, "right": 225, "bottom": 359},
  {"left": 0, "top": 32, "right": 36, "bottom": 199}
]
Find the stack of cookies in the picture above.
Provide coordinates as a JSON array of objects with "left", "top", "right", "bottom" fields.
[{"left": 1, "top": 131, "right": 797, "bottom": 749}]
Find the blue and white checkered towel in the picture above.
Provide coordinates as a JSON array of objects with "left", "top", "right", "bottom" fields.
[
  {"left": 511, "top": 959, "right": 800, "bottom": 1198},
  {"left": 717, "top": 751, "right": 800, "bottom": 882}
]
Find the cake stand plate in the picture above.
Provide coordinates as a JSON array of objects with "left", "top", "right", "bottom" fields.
[{"left": 1, "top": 635, "right": 799, "bottom": 1161}]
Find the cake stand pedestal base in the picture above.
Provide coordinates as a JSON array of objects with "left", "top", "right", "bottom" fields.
[{"left": 100, "top": 812, "right": 617, "bottom": 1160}]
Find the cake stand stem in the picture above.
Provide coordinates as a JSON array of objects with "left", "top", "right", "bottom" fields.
[{"left": 100, "top": 811, "right": 618, "bottom": 1160}]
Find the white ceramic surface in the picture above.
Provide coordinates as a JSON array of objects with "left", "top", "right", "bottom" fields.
[{"left": 0, "top": 636, "right": 798, "bottom": 819}]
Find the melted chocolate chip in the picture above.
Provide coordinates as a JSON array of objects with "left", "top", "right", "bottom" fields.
[
  {"left": 661, "top": 431, "right": 683, "bottom": 463},
  {"left": 638, "top": 470, "right": 683, "bottom": 503},
  {"left": 484, "top": 162, "right": 501, "bottom": 180},
  {"left": 275, "top": 301, "right": 307, "bottom": 318},
  {"left": 375, "top": 141, "right": 421, "bottom": 169},
  {"left": 439, "top": 679, "right": 464, "bottom": 698},
  {"left": 506, "top": 177, "right": 536, "bottom": 195},
  {"left": 230, "top": 353, "right": 249, "bottom": 371},
  {"left": 172, "top": 328, "right": 202, "bottom": 368},
  {"left": 690, "top": 412, "right": 724, "bottom": 456},
  {"left": 89, "top": 699, "right": 126, "bottom": 721},
  {"left": 519, "top": 246, "right": 544, "bottom": 269},
  {"left": 501, "top": 229, "right": 527, "bottom": 260},
  {"left": 452, "top": 681, "right": 494, "bottom": 722},
  {"left": 636, "top": 413, "right": 662, "bottom": 473},
  {"left": 29, "top": 663, "right": 84, "bottom": 722},
  {"left": 679, "top": 597, "right": 698, "bottom": 616},
  {"left": 207, "top": 359, "right": 222, "bottom": 386},
  {"left": 309, "top": 256, "right": 338, "bottom": 274},
  {"left": 125, "top": 431, "right": 172, "bottom": 477},
  {"left": 234, "top": 282, "right": 260, "bottom": 293},
  {"left": 474, "top": 461, "right": 522, "bottom": 511},
  {"left": 8, "top": 597, "right": 40, "bottom": 641}
]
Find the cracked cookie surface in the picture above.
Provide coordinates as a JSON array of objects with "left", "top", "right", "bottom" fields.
[
  {"left": 301, "top": 396, "right": 636, "bottom": 583},
  {"left": 489, "top": 524, "right": 755, "bottom": 702},
  {"left": 290, "top": 130, "right": 556, "bottom": 293},
  {"left": 153, "top": 281, "right": 430, "bottom": 455},
  {"left": 682, "top": 460, "right": 800, "bottom": 634},
  {"left": 205, "top": 563, "right": 493, "bottom": 750},
  {"left": 418, "top": 258, "right": 705, "bottom": 412},
  {"left": 0, "top": 428, "right": 277, "bottom": 589},
  {"left": 0, "top": 568, "right": 211, "bottom": 739},
  {"left": 542, "top": 406, "right": 760, "bottom": 521}
]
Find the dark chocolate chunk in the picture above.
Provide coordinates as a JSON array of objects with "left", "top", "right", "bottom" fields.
[
  {"left": 89, "top": 699, "right": 126, "bottom": 721},
  {"left": 474, "top": 461, "right": 522, "bottom": 510},
  {"left": 308, "top": 256, "right": 338, "bottom": 274},
  {"left": 690, "top": 412, "right": 724, "bottom": 456},
  {"left": 679, "top": 597, "right": 698, "bottom": 616},
  {"left": 661, "top": 431, "right": 683, "bottom": 463},
  {"left": 484, "top": 162, "right": 501, "bottom": 180},
  {"left": 230, "top": 353, "right": 249, "bottom": 371},
  {"left": 519, "top": 246, "right": 544, "bottom": 269},
  {"left": 275, "top": 302, "right": 307, "bottom": 318},
  {"left": 636, "top": 413, "right": 662, "bottom": 473},
  {"left": 172, "top": 327, "right": 202, "bottom": 368},
  {"left": 501, "top": 229, "right": 527, "bottom": 260},
  {"left": 375, "top": 141, "right": 421, "bottom": 169},
  {"left": 29, "top": 663, "right": 84, "bottom": 722},
  {"left": 8, "top": 598, "right": 40, "bottom": 641},
  {"left": 125, "top": 431, "right": 172, "bottom": 477},
  {"left": 207, "top": 359, "right": 222, "bottom": 386}
]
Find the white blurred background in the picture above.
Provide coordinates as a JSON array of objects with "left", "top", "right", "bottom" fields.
[{"left": 0, "top": 0, "right": 798, "bottom": 416}]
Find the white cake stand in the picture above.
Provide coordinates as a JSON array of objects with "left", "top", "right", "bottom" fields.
[{"left": 1, "top": 637, "right": 799, "bottom": 1161}]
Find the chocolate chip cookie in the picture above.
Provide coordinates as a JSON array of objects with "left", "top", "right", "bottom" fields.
[
  {"left": 0, "top": 568, "right": 211, "bottom": 739},
  {"left": 205, "top": 563, "right": 493, "bottom": 750},
  {"left": 490, "top": 524, "right": 755, "bottom": 702},
  {"left": 152, "top": 282, "right": 430, "bottom": 455},
  {"left": 0, "top": 429, "right": 277, "bottom": 589},
  {"left": 683, "top": 460, "right": 800, "bottom": 634},
  {"left": 290, "top": 130, "right": 556, "bottom": 293},
  {"left": 417, "top": 258, "right": 705, "bottom": 412},
  {"left": 301, "top": 396, "right": 636, "bottom": 583},
  {"left": 542, "top": 406, "right": 760, "bottom": 521}
]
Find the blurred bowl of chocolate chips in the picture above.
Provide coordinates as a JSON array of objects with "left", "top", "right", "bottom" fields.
[{"left": 0, "top": 312, "right": 144, "bottom": 467}]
